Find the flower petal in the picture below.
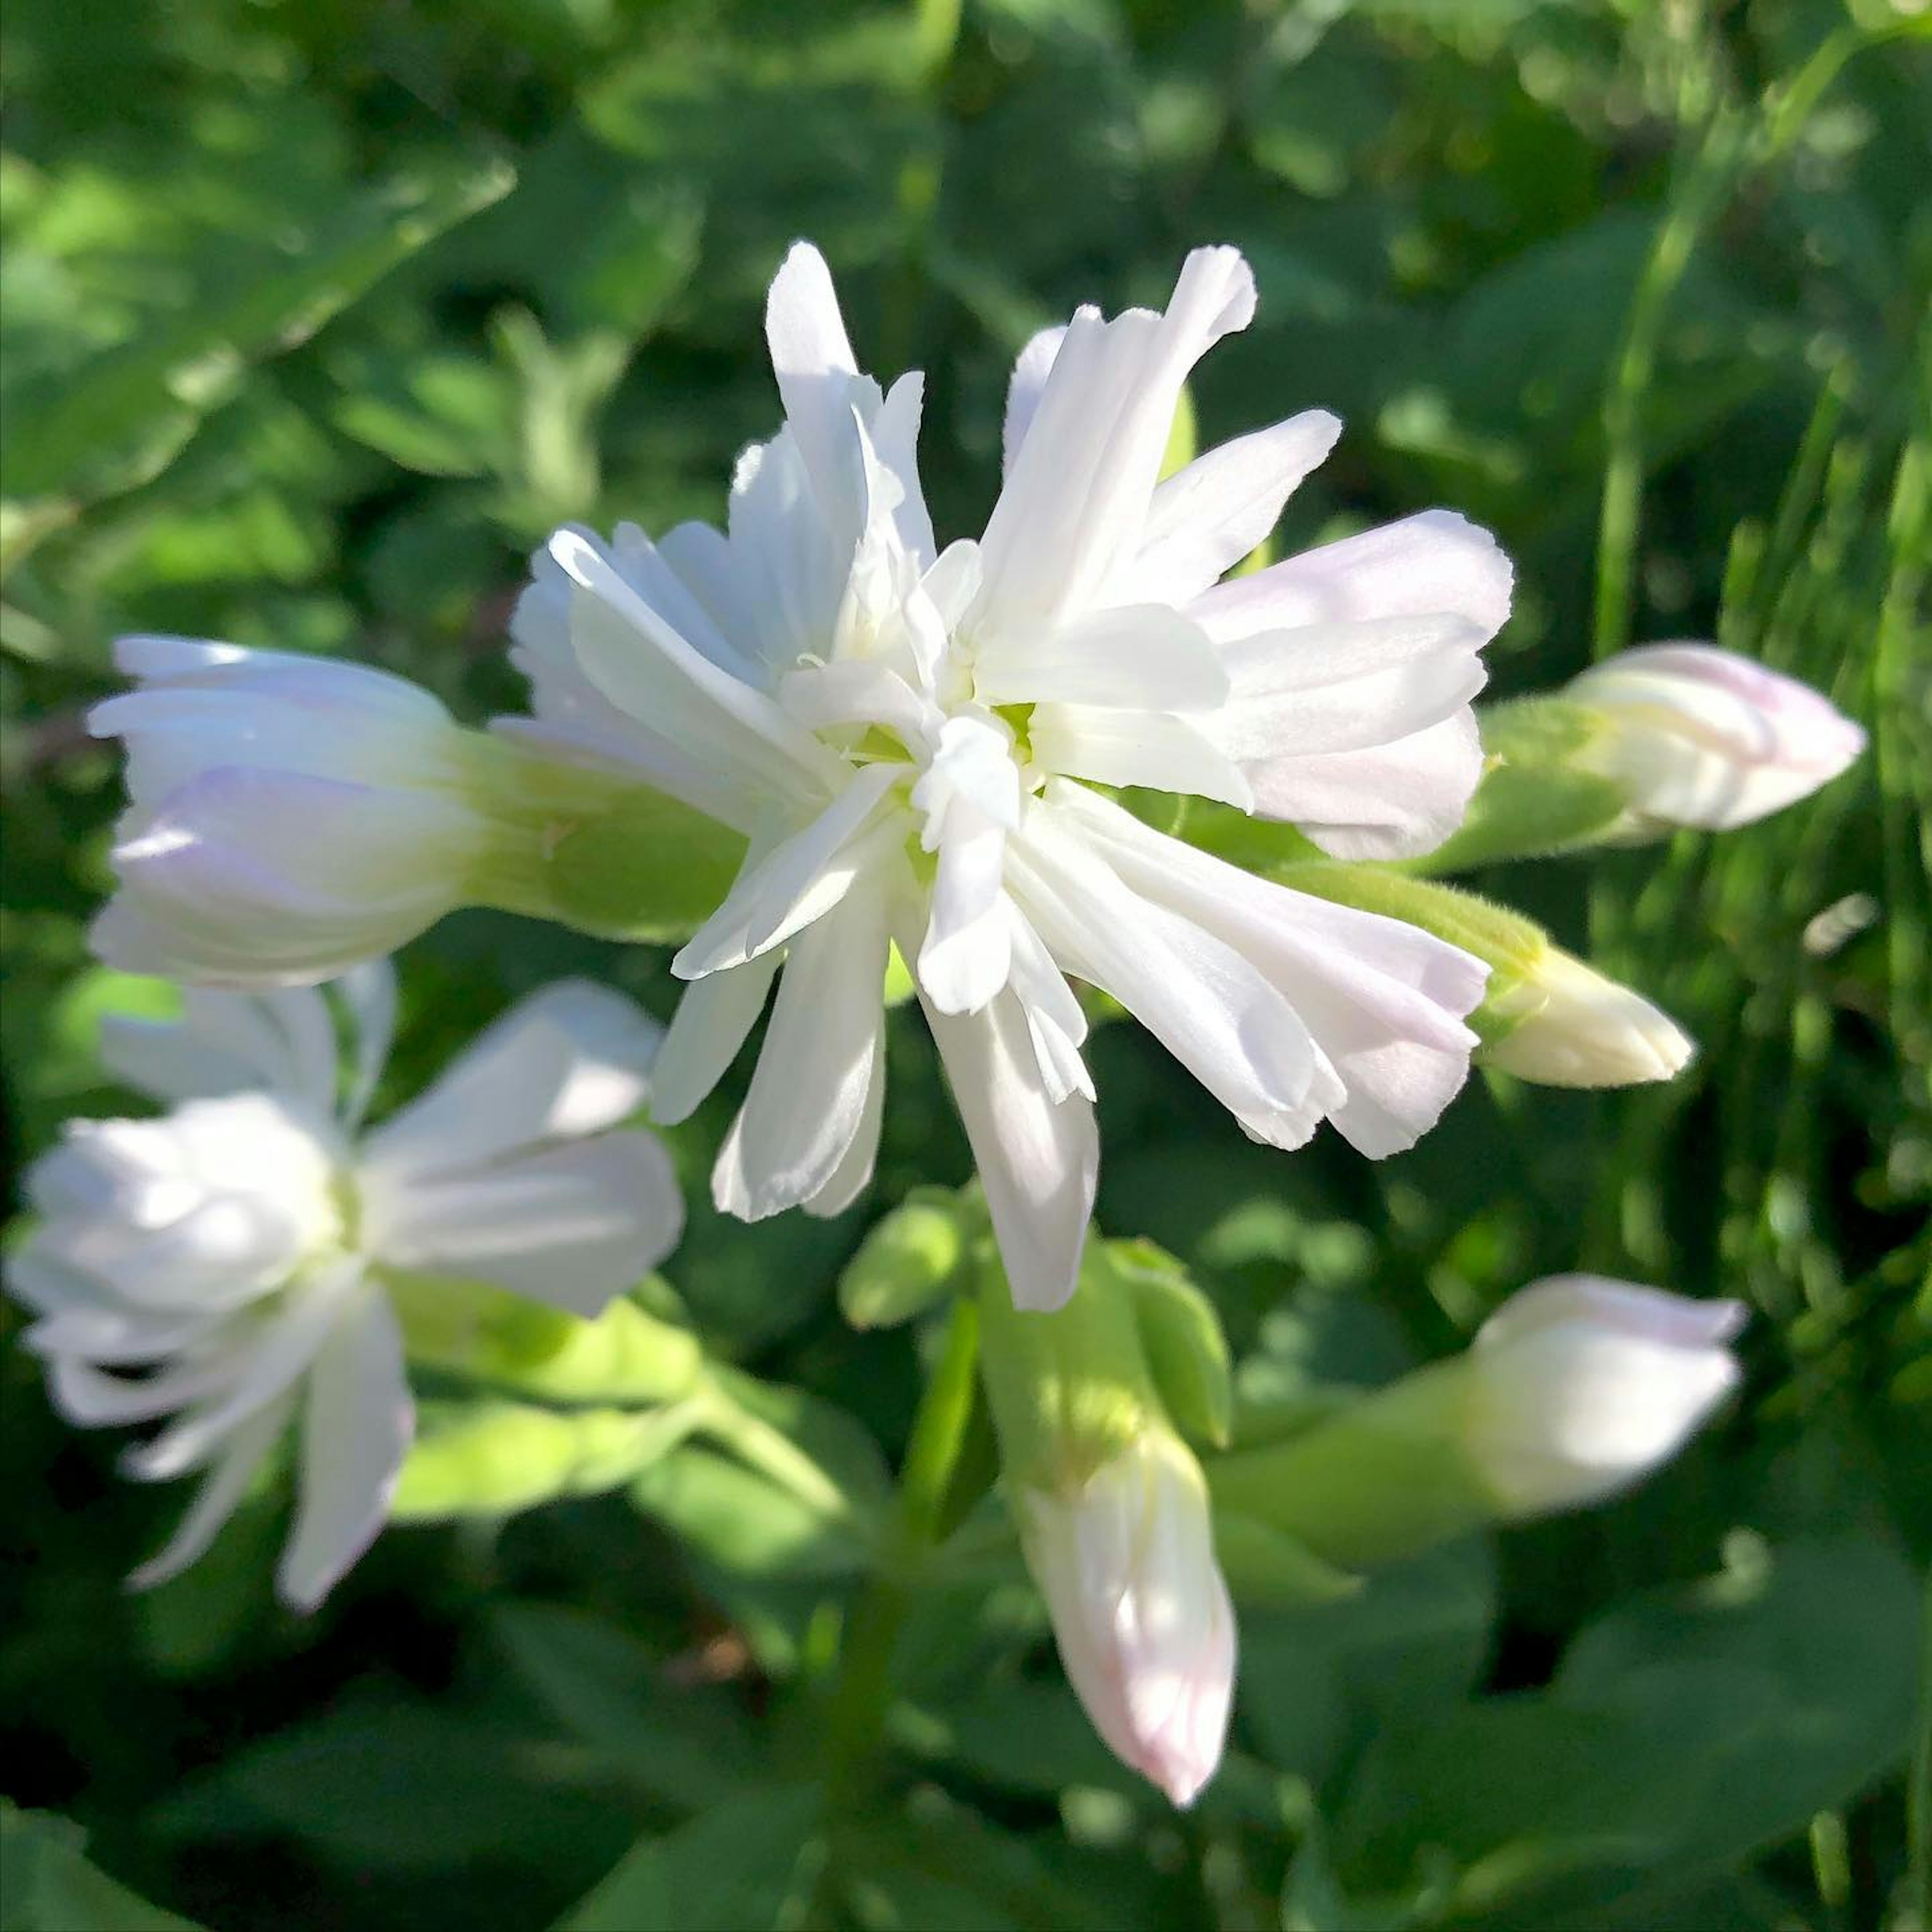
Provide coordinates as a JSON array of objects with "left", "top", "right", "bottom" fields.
[
  {"left": 1190, "top": 508, "right": 1512, "bottom": 642},
  {"left": 1114, "top": 410, "right": 1342, "bottom": 607},
  {"left": 672, "top": 764, "right": 907, "bottom": 979},
  {"left": 975, "top": 247, "right": 1256, "bottom": 632},
  {"left": 650, "top": 952, "right": 783, "bottom": 1126},
  {"left": 713, "top": 877, "right": 891, "bottom": 1221},
  {"left": 1242, "top": 709, "right": 1488, "bottom": 861},
  {"left": 370, "top": 1133, "right": 685, "bottom": 1314},
  {"left": 1028, "top": 704, "right": 1253, "bottom": 807},
  {"left": 277, "top": 1283, "right": 414, "bottom": 1612},
  {"left": 921, "top": 987, "right": 1097, "bottom": 1312},
  {"left": 361, "top": 980, "right": 662, "bottom": 1182},
  {"left": 972, "top": 603, "right": 1229, "bottom": 713},
  {"left": 126, "top": 1399, "right": 290, "bottom": 1593}
]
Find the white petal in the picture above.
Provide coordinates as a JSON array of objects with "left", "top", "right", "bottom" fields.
[
  {"left": 918, "top": 818, "right": 1013, "bottom": 1016},
  {"left": 1208, "top": 614, "right": 1487, "bottom": 760},
  {"left": 277, "top": 1283, "right": 414, "bottom": 1611},
  {"left": 975, "top": 247, "right": 1256, "bottom": 631},
  {"left": 49, "top": 1353, "right": 236, "bottom": 1427},
  {"left": 713, "top": 876, "right": 891, "bottom": 1220},
  {"left": 1035, "top": 783, "right": 1485, "bottom": 1154},
  {"left": 650, "top": 952, "right": 782, "bottom": 1127},
  {"left": 971, "top": 602, "right": 1229, "bottom": 713},
  {"left": 335, "top": 961, "right": 398, "bottom": 1128},
  {"left": 1114, "top": 410, "right": 1342, "bottom": 607},
  {"left": 553, "top": 527, "right": 839, "bottom": 803},
  {"left": 1005, "top": 905, "right": 1094, "bottom": 1104},
  {"left": 1001, "top": 323, "right": 1070, "bottom": 478},
  {"left": 1010, "top": 809, "right": 1326, "bottom": 1142},
  {"left": 123, "top": 1263, "right": 359, "bottom": 1482},
  {"left": 802, "top": 1033, "right": 887, "bottom": 1220},
  {"left": 370, "top": 1133, "right": 684, "bottom": 1313},
  {"left": 1244, "top": 710, "right": 1488, "bottom": 861},
  {"left": 765, "top": 241, "right": 866, "bottom": 511},
  {"left": 1190, "top": 509, "right": 1512, "bottom": 643},
  {"left": 672, "top": 765, "right": 907, "bottom": 979},
  {"left": 921, "top": 989, "right": 1097, "bottom": 1312},
  {"left": 127, "top": 1399, "right": 290, "bottom": 1593},
  {"left": 779, "top": 658, "right": 934, "bottom": 744},
  {"left": 361, "top": 980, "right": 662, "bottom": 1182},
  {"left": 1029, "top": 705, "right": 1253, "bottom": 808}
]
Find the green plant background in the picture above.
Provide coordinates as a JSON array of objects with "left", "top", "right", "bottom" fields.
[{"left": 2, "top": 1, "right": 1927, "bottom": 1928}]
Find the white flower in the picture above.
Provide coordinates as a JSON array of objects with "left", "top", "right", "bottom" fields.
[
  {"left": 505, "top": 241, "right": 1505, "bottom": 1309},
  {"left": 88, "top": 639, "right": 511, "bottom": 988},
  {"left": 1466, "top": 1276, "right": 1746, "bottom": 1514},
  {"left": 1565, "top": 642, "right": 1866, "bottom": 835},
  {"left": 1481, "top": 944, "right": 1695, "bottom": 1087},
  {"left": 4, "top": 963, "right": 683, "bottom": 1608},
  {"left": 1018, "top": 1430, "right": 1235, "bottom": 1807}
]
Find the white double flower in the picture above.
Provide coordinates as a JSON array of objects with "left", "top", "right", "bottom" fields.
[
  {"left": 507, "top": 243, "right": 1510, "bottom": 1308},
  {"left": 5, "top": 965, "right": 683, "bottom": 1607}
]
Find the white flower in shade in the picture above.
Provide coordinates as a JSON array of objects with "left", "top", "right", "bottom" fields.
[
  {"left": 4, "top": 964, "right": 683, "bottom": 1608},
  {"left": 1565, "top": 642, "right": 1866, "bottom": 835},
  {"left": 1018, "top": 1430, "right": 1235, "bottom": 1808},
  {"left": 1481, "top": 944, "right": 1695, "bottom": 1088},
  {"left": 1466, "top": 1276, "right": 1746, "bottom": 1514},
  {"left": 88, "top": 639, "right": 518, "bottom": 988},
  {"left": 504, "top": 240, "right": 1505, "bottom": 1309}
]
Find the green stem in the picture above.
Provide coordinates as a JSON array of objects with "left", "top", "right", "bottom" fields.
[
  {"left": 820, "top": 1297, "right": 982, "bottom": 1807},
  {"left": 695, "top": 1384, "right": 856, "bottom": 1524}
]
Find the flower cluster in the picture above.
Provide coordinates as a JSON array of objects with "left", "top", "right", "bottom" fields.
[{"left": 21, "top": 235, "right": 1867, "bottom": 1807}]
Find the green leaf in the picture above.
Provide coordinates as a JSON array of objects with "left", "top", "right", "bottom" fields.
[
  {"left": 491, "top": 1602, "right": 760, "bottom": 1810},
  {"left": 1331, "top": 1534, "right": 1921, "bottom": 1926},
  {"left": 156, "top": 1693, "right": 630, "bottom": 1873},
  {"left": 555, "top": 1785, "right": 822, "bottom": 1932},
  {"left": 3, "top": 151, "right": 515, "bottom": 524},
  {"left": 0, "top": 1803, "right": 206, "bottom": 1932}
]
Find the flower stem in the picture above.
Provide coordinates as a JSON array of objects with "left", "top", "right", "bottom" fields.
[{"left": 820, "top": 1296, "right": 982, "bottom": 1808}]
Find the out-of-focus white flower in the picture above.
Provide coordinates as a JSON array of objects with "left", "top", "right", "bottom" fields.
[
  {"left": 504, "top": 241, "right": 1505, "bottom": 1309},
  {"left": 89, "top": 640, "right": 530, "bottom": 988},
  {"left": 1481, "top": 944, "right": 1695, "bottom": 1087},
  {"left": 4, "top": 964, "right": 683, "bottom": 1608},
  {"left": 1018, "top": 1429, "right": 1235, "bottom": 1807},
  {"left": 1565, "top": 642, "right": 1866, "bottom": 835},
  {"left": 1466, "top": 1276, "right": 1746, "bottom": 1513}
]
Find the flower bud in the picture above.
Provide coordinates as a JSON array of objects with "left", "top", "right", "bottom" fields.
[
  {"left": 1478, "top": 944, "right": 1694, "bottom": 1088},
  {"left": 975, "top": 1243, "right": 1235, "bottom": 1806},
  {"left": 89, "top": 638, "right": 513, "bottom": 988},
  {"left": 1565, "top": 643, "right": 1866, "bottom": 835},
  {"left": 1465, "top": 1275, "right": 1745, "bottom": 1514},
  {"left": 1267, "top": 862, "right": 1692, "bottom": 1090},
  {"left": 1208, "top": 1276, "right": 1744, "bottom": 1568},
  {"left": 837, "top": 1188, "right": 972, "bottom": 1330},
  {"left": 1018, "top": 1429, "right": 1235, "bottom": 1808}
]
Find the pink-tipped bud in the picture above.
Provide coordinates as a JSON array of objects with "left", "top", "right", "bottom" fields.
[{"left": 1567, "top": 643, "right": 1865, "bottom": 835}]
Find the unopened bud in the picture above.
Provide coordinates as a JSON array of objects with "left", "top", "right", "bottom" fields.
[
  {"left": 1478, "top": 945, "right": 1694, "bottom": 1088},
  {"left": 1020, "top": 1429, "right": 1235, "bottom": 1808},
  {"left": 1464, "top": 1275, "right": 1745, "bottom": 1514},
  {"left": 1566, "top": 643, "right": 1866, "bottom": 836},
  {"left": 976, "top": 1239, "right": 1235, "bottom": 1806},
  {"left": 838, "top": 1189, "right": 971, "bottom": 1329}
]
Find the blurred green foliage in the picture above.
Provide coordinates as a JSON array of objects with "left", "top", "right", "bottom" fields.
[{"left": 2, "top": 0, "right": 1928, "bottom": 1928}]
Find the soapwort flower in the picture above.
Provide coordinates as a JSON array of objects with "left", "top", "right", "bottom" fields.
[
  {"left": 4, "top": 965, "right": 682, "bottom": 1607},
  {"left": 507, "top": 242, "right": 1508, "bottom": 1308}
]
